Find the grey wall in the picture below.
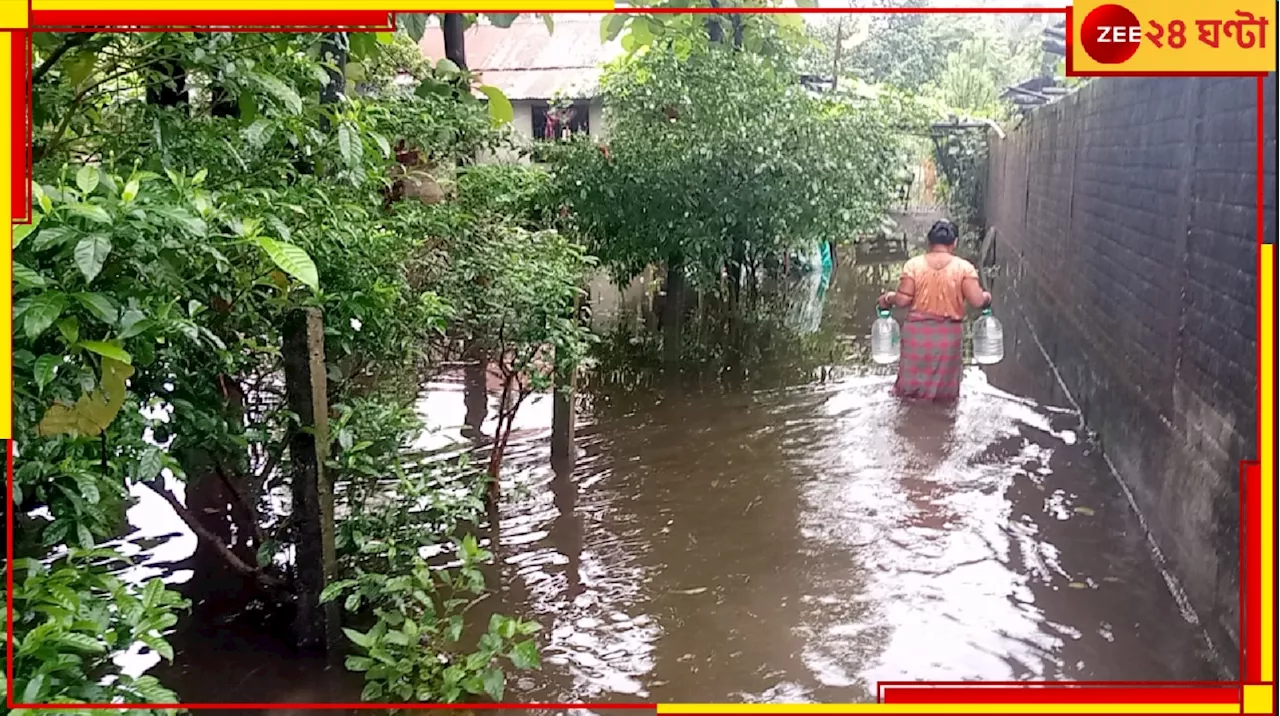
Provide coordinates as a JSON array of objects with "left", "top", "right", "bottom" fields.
[{"left": 986, "top": 74, "right": 1276, "bottom": 668}]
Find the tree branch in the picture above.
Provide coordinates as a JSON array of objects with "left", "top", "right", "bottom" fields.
[
  {"left": 212, "top": 460, "right": 269, "bottom": 551},
  {"left": 144, "top": 477, "right": 288, "bottom": 592},
  {"left": 32, "top": 33, "right": 95, "bottom": 85}
]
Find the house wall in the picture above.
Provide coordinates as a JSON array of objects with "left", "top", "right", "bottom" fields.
[
  {"left": 479, "top": 98, "right": 608, "bottom": 165},
  {"left": 985, "top": 75, "right": 1276, "bottom": 666}
]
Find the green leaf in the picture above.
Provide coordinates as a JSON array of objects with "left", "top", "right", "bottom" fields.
[
  {"left": 73, "top": 471, "right": 100, "bottom": 505},
  {"left": 344, "top": 60, "right": 367, "bottom": 84},
  {"left": 436, "top": 58, "right": 460, "bottom": 75},
  {"left": 76, "top": 165, "right": 100, "bottom": 195},
  {"left": 348, "top": 32, "right": 378, "bottom": 61},
  {"left": 121, "top": 179, "right": 140, "bottom": 203},
  {"left": 57, "top": 317, "right": 79, "bottom": 344},
  {"left": 21, "top": 673, "right": 46, "bottom": 703},
  {"left": 67, "top": 202, "right": 111, "bottom": 224},
  {"left": 397, "top": 13, "right": 429, "bottom": 43},
  {"left": 478, "top": 85, "right": 513, "bottom": 125},
  {"left": 319, "top": 579, "right": 356, "bottom": 604},
  {"left": 376, "top": 32, "right": 396, "bottom": 45},
  {"left": 74, "top": 292, "right": 119, "bottom": 325},
  {"left": 34, "top": 354, "right": 60, "bottom": 392},
  {"left": 244, "top": 119, "right": 275, "bottom": 149},
  {"left": 142, "top": 578, "right": 164, "bottom": 608},
  {"left": 128, "top": 675, "right": 178, "bottom": 704},
  {"left": 337, "top": 123, "right": 363, "bottom": 168},
  {"left": 238, "top": 90, "right": 257, "bottom": 124},
  {"left": 343, "top": 627, "right": 373, "bottom": 649},
  {"left": 23, "top": 293, "right": 67, "bottom": 340},
  {"left": 13, "top": 213, "right": 42, "bottom": 247},
  {"left": 79, "top": 340, "right": 132, "bottom": 365},
  {"left": 13, "top": 263, "right": 48, "bottom": 290},
  {"left": 73, "top": 233, "right": 112, "bottom": 283},
  {"left": 251, "top": 71, "right": 303, "bottom": 114},
  {"left": 487, "top": 13, "right": 519, "bottom": 28},
  {"left": 31, "top": 225, "right": 74, "bottom": 252},
  {"left": 344, "top": 655, "right": 373, "bottom": 672},
  {"left": 66, "top": 50, "right": 97, "bottom": 86},
  {"left": 542, "top": 13, "right": 554, "bottom": 34},
  {"left": 141, "top": 634, "right": 174, "bottom": 662},
  {"left": 255, "top": 237, "right": 319, "bottom": 292},
  {"left": 151, "top": 206, "right": 207, "bottom": 236},
  {"left": 118, "top": 309, "right": 149, "bottom": 339},
  {"left": 510, "top": 639, "right": 541, "bottom": 670},
  {"left": 370, "top": 131, "right": 391, "bottom": 159},
  {"left": 137, "top": 448, "right": 164, "bottom": 482},
  {"left": 76, "top": 523, "right": 94, "bottom": 548},
  {"left": 481, "top": 667, "right": 505, "bottom": 701},
  {"left": 628, "top": 20, "right": 653, "bottom": 49},
  {"left": 602, "top": 13, "right": 628, "bottom": 43},
  {"left": 796, "top": 0, "right": 818, "bottom": 6},
  {"left": 360, "top": 681, "right": 383, "bottom": 701},
  {"left": 58, "top": 633, "right": 106, "bottom": 654}
]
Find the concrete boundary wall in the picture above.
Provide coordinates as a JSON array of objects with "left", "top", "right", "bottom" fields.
[{"left": 985, "top": 74, "right": 1277, "bottom": 668}]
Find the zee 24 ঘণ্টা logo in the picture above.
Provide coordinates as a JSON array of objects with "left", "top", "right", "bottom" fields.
[{"left": 1077, "top": 2, "right": 1271, "bottom": 67}]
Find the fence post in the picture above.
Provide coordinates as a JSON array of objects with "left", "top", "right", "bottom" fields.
[
  {"left": 282, "top": 307, "right": 339, "bottom": 654},
  {"left": 551, "top": 287, "right": 584, "bottom": 468}
]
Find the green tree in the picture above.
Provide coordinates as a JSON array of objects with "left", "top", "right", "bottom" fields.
[
  {"left": 14, "top": 26, "right": 554, "bottom": 708},
  {"left": 554, "top": 44, "right": 903, "bottom": 360}
]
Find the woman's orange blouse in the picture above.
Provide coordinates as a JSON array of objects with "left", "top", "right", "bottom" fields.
[{"left": 901, "top": 254, "right": 979, "bottom": 321}]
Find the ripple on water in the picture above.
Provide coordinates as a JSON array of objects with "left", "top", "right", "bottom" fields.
[{"left": 114, "top": 330, "right": 1220, "bottom": 705}]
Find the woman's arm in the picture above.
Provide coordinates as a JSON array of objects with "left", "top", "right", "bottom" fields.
[
  {"left": 961, "top": 276, "right": 992, "bottom": 308},
  {"left": 878, "top": 276, "right": 916, "bottom": 309}
]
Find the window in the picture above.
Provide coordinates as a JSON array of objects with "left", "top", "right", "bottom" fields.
[{"left": 532, "top": 100, "right": 591, "bottom": 140}]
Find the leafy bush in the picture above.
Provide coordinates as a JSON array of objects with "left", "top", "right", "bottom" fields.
[{"left": 554, "top": 45, "right": 904, "bottom": 293}]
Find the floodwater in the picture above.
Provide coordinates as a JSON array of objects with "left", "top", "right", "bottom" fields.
[{"left": 122, "top": 255, "right": 1221, "bottom": 711}]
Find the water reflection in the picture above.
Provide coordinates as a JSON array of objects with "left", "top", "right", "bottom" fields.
[{"left": 114, "top": 260, "right": 1219, "bottom": 707}]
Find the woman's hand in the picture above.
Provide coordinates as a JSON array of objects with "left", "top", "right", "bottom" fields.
[
  {"left": 981, "top": 291, "right": 993, "bottom": 309},
  {"left": 877, "top": 292, "right": 895, "bottom": 309}
]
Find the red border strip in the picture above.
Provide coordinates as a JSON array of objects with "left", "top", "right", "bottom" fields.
[
  {"left": 1243, "top": 461, "right": 1263, "bottom": 683},
  {"left": 31, "top": 10, "right": 394, "bottom": 30},
  {"left": 881, "top": 686, "right": 1242, "bottom": 705},
  {"left": 10, "top": 32, "right": 29, "bottom": 223}
]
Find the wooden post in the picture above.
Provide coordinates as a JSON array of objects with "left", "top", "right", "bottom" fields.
[{"left": 282, "top": 307, "right": 339, "bottom": 654}]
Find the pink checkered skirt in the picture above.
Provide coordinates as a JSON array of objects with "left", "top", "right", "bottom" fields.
[{"left": 893, "top": 312, "right": 964, "bottom": 402}]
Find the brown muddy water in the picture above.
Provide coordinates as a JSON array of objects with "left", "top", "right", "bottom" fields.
[{"left": 115, "top": 259, "right": 1222, "bottom": 712}]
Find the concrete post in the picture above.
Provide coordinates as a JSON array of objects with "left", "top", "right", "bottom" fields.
[
  {"left": 551, "top": 289, "right": 583, "bottom": 467},
  {"left": 282, "top": 307, "right": 339, "bottom": 654}
]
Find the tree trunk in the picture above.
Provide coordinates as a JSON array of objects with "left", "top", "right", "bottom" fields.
[
  {"left": 443, "top": 14, "right": 468, "bottom": 69},
  {"left": 462, "top": 352, "right": 488, "bottom": 440},
  {"left": 319, "top": 33, "right": 348, "bottom": 124},
  {"left": 705, "top": 0, "right": 725, "bottom": 43}
]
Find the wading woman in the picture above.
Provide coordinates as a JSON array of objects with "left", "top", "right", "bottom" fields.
[{"left": 877, "top": 220, "right": 992, "bottom": 402}]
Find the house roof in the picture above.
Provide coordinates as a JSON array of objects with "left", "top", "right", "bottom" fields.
[{"left": 419, "top": 14, "right": 624, "bottom": 101}]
